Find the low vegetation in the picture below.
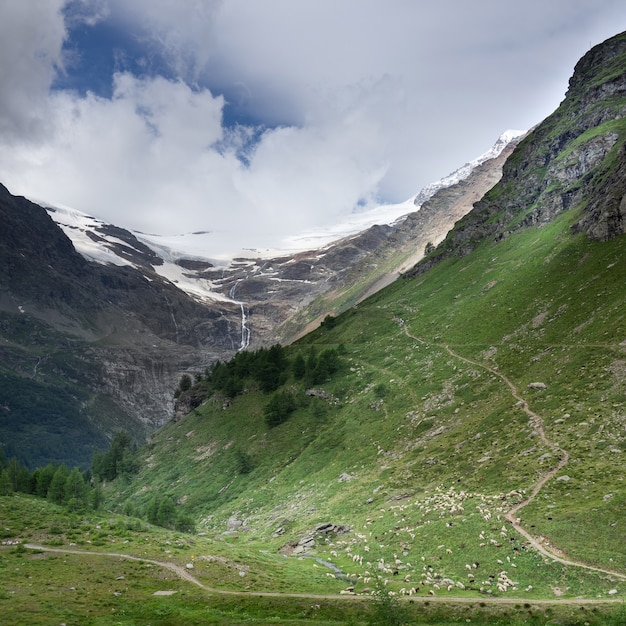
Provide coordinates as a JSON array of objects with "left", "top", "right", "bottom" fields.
[
  {"left": 68, "top": 208, "right": 623, "bottom": 623},
  {"left": 2, "top": 495, "right": 626, "bottom": 625},
  {"left": 4, "top": 34, "right": 626, "bottom": 623},
  {"left": 4, "top": 211, "right": 626, "bottom": 623}
]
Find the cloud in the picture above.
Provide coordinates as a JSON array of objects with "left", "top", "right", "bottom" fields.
[
  {"left": 4, "top": 72, "right": 391, "bottom": 252},
  {"left": 1, "top": 1, "right": 626, "bottom": 257},
  {"left": 5, "top": 74, "right": 235, "bottom": 231},
  {"left": 0, "top": 1, "right": 66, "bottom": 142}
]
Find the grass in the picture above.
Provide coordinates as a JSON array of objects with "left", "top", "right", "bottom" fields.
[
  {"left": 3, "top": 536, "right": 626, "bottom": 625},
  {"left": 8, "top": 42, "right": 626, "bottom": 619},
  {"left": 87, "top": 206, "right": 626, "bottom": 618}
]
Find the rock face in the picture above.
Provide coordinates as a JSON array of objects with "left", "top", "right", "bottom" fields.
[
  {"left": 256, "top": 134, "right": 521, "bottom": 344},
  {"left": 408, "top": 31, "right": 626, "bottom": 278},
  {"left": 0, "top": 185, "right": 243, "bottom": 466},
  {"left": 0, "top": 125, "right": 522, "bottom": 466}
]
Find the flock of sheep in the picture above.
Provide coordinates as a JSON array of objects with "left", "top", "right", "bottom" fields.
[{"left": 314, "top": 486, "right": 533, "bottom": 597}]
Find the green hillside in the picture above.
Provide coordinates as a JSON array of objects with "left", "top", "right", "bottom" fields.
[
  {"left": 3, "top": 29, "right": 626, "bottom": 626},
  {"left": 104, "top": 205, "right": 626, "bottom": 604},
  {"left": 95, "top": 32, "right": 626, "bottom": 612}
]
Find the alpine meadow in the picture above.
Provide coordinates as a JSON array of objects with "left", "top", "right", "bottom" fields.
[{"left": 2, "top": 30, "right": 626, "bottom": 626}]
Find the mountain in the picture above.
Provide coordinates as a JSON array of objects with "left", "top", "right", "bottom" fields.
[
  {"left": 44, "top": 130, "right": 523, "bottom": 346},
  {"left": 0, "top": 186, "right": 246, "bottom": 466},
  {"left": 105, "top": 31, "right": 626, "bottom": 601},
  {"left": 0, "top": 129, "right": 520, "bottom": 468},
  {"left": 411, "top": 34, "right": 626, "bottom": 276},
  {"left": 270, "top": 130, "right": 523, "bottom": 342}
]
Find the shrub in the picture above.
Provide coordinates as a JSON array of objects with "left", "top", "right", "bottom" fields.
[
  {"left": 264, "top": 390, "right": 298, "bottom": 428},
  {"left": 235, "top": 449, "right": 254, "bottom": 474},
  {"left": 369, "top": 577, "right": 408, "bottom": 626}
]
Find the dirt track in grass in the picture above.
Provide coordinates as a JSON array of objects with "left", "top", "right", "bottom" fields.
[{"left": 397, "top": 316, "right": 626, "bottom": 583}]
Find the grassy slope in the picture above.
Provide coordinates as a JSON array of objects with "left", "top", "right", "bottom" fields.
[
  {"left": 7, "top": 34, "right": 626, "bottom": 623},
  {"left": 3, "top": 495, "right": 626, "bottom": 625},
  {"left": 104, "top": 206, "right": 626, "bottom": 605}
]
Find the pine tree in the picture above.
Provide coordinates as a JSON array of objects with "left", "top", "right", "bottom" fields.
[
  {"left": 47, "top": 464, "right": 70, "bottom": 505},
  {"left": 5, "top": 457, "right": 31, "bottom": 493},
  {"left": 90, "top": 482, "right": 103, "bottom": 511},
  {"left": 0, "top": 469, "right": 12, "bottom": 495},
  {"left": 64, "top": 467, "right": 87, "bottom": 512},
  {"left": 292, "top": 353, "right": 306, "bottom": 379},
  {"left": 36, "top": 463, "right": 57, "bottom": 498},
  {"left": 146, "top": 496, "right": 159, "bottom": 525}
]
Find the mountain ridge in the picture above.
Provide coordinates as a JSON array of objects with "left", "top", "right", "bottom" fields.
[
  {"left": 100, "top": 29, "right": 626, "bottom": 604},
  {"left": 0, "top": 129, "right": 520, "bottom": 467},
  {"left": 408, "top": 31, "right": 626, "bottom": 279}
]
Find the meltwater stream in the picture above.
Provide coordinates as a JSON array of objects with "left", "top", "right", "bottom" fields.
[
  {"left": 239, "top": 302, "right": 250, "bottom": 350},
  {"left": 230, "top": 281, "right": 250, "bottom": 350}
]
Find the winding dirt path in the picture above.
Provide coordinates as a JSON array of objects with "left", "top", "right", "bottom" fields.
[
  {"left": 14, "top": 320, "right": 625, "bottom": 607},
  {"left": 16, "top": 544, "right": 626, "bottom": 605},
  {"left": 396, "top": 318, "right": 626, "bottom": 582}
]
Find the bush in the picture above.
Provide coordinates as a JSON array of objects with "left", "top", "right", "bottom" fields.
[
  {"left": 320, "top": 314, "right": 337, "bottom": 330},
  {"left": 264, "top": 390, "right": 298, "bottom": 428},
  {"left": 175, "top": 514, "right": 196, "bottom": 533},
  {"left": 178, "top": 374, "right": 192, "bottom": 393},
  {"left": 235, "top": 449, "right": 254, "bottom": 474},
  {"left": 373, "top": 383, "right": 388, "bottom": 398},
  {"left": 369, "top": 577, "right": 408, "bottom": 626}
]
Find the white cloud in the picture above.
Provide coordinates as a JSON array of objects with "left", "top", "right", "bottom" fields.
[
  {"left": 0, "top": 1, "right": 66, "bottom": 141},
  {"left": 1, "top": 1, "right": 626, "bottom": 257}
]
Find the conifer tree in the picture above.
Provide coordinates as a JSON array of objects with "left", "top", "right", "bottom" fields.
[
  {"left": 64, "top": 467, "right": 87, "bottom": 512},
  {"left": 0, "top": 470, "right": 12, "bottom": 496},
  {"left": 47, "top": 464, "right": 70, "bottom": 505},
  {"left": 146, "top": 496, "right": 159, "bottom": 525},
  {"left": 35, "top": 463, "right": 57, "bottom": 498}
]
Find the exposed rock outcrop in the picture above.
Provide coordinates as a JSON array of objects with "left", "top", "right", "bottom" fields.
[
  {"left": 0, "top": 185, "right": 243, "bottom": 465},
  {"left": 408, "top": 31, "right": 626, "bottom": 278}
]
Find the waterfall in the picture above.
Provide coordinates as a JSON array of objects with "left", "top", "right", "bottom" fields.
[
  {"left": 230, "top": 280, "right": 250, "bottom": 350},
  {"left": 239, "top": 302, "right": 250, "bottom": 350}
]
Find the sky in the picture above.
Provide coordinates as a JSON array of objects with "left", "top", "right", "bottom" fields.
[{"left": 1, "top": 1, "right": 625, "bottom": 258}]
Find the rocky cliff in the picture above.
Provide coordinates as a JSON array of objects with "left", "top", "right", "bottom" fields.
[
  {"left": 409, "top": 31, "right": 626, "bottom": 277},
  {"left": 0, "top": 185, "right": 244, "bottom": 466}
]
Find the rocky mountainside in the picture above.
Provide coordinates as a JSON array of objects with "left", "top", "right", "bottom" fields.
[
  {"left": 0, "top": 129, "right": 518, "bottom": 467},
  {"left": 0, "top": 186, "right": 245, "bottom": 466},
  {"left": 45, "top": 131, "right": 521, "bottom": 348},
  {"left": 409, "top": 31, "right": 626, "bottom": 278},
  {"left": 269, "top": 131, "right": 522, "bottom": 343}
]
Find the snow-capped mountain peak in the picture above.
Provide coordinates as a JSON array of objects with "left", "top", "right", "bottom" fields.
[
  {"left": 39, "top": 130, "right": 524, "bottom": 310},
  {"left": 412, "top": 130, "right": 526, "bottom": 208}
]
